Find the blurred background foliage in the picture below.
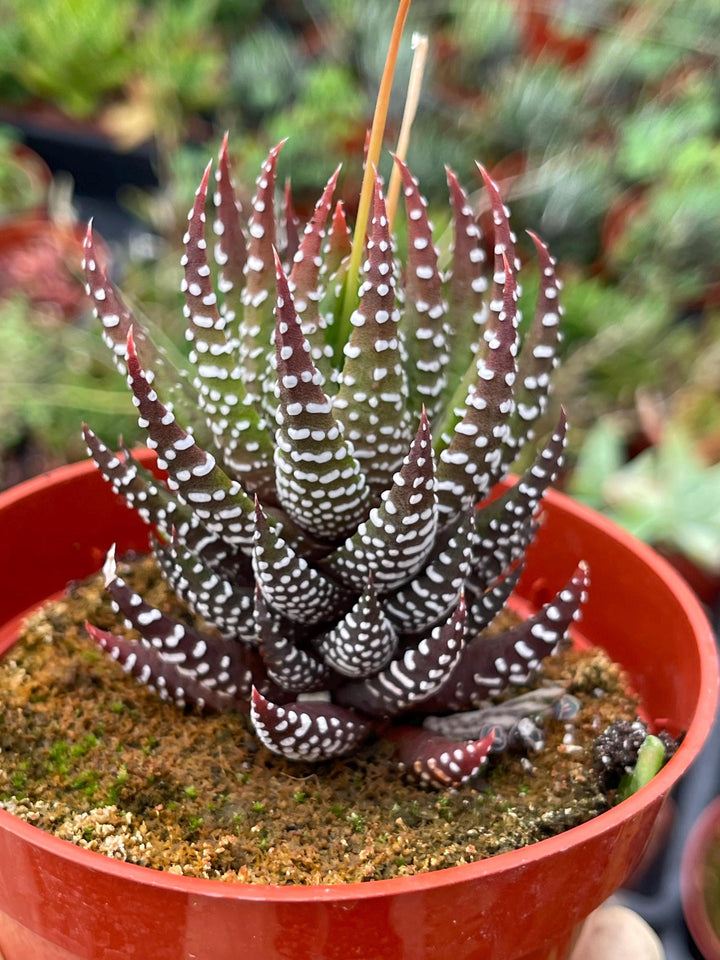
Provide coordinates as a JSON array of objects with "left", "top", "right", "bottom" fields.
[{"left": 0, "top": 0, "right": 718, "bottom": 592}]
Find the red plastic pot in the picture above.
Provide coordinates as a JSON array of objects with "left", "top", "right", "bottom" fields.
[
  {"left": 0, "top": 454, "right": 717, "bottom": 960},
  {"left": 681, "top": 797, "right": 720, "bottom": 959}
]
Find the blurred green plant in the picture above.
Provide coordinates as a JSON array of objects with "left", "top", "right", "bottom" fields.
[
  {"left": 1, "top": 0, "right": 137, "bottom": 119},
  {"left": 120, "top": 143, "right": 217, "bottom": 236},
  {"left": 570, "top": 418, "right": 720, "bottom": 573},
  {"left": 0, "top": 126, "right": 48, "bottom": 214},
  {"left": 443, "top": 0, "right": 521, "bottom": 81},
  {"left": 615, "top": 78, "right": 719, "bottom": 183},
  {"left": 607, "top": 138, "right": 720, "bottom": 303},
  {"left": 197, "top": 0, "right": 265, "bottom": 34},
  {"left": 231, "top": 62, "right": 367, "bottom": 197},
  {"left": 480, "top": 61, "right": 589, "bottom": 159},
  {"left": 507, "top": 149, "right": 616, "bottom": 263},
  {"left": 0, "top": 0, "right": 225, "bottom": 154},
  {"left": 102, "top": 0, "right": 226, "bottom": 154},
  {"left": 0, "top": 295, "right": 140, "bottom": 487},
  {"left": 228, "top": 22, "right": 305, "bottom": 125}
]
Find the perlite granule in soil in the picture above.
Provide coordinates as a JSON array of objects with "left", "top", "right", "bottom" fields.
[{"left": 0, "top": 554, "right": 640, "bottom": 884}]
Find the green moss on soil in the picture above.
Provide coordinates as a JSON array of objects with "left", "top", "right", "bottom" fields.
[{"left": 0, "top": 555, "right": 638, "bottom": 884}]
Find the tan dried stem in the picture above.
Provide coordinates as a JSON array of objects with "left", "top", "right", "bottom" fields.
[
  {"left": 341, "top": 0, "right": 411, "bottom": 327},
  {"left": 386, "top": 32, "right": 429, "bottom": 230}
]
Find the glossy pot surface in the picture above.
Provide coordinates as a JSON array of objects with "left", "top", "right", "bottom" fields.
[{"left": 0, "top": 455, "right": 716, "bottom": 960}]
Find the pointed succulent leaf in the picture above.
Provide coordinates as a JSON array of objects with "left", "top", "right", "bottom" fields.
[
  {"left": 83, "top": 225, "right": 151, "bottom": 375},
  {"left": 152, "top": 533, "right": 255, "bottom": 643},
  {"left": 213, "top": 132, "right": 247, "bottom": 296},
  {"left": 443, "top": 167, "right": 488, "bottom": 388},
  {"left": 429, "top": 562, "right": 590, "bottom": 711},
  {"left": 183, "top": 160, "right": 275, "bottom": 497},
  {"left": 282, "top": 177, "right": 301, "bottom": 267},
  {"left": 336, "top": 594, "right": 467, "bottom": 718},
  {"left": 315, "top": 576, "right": 398, "bottom": 677},
  {"left": 434, "top": 168, "right": 522, "bottom": 461},
  {"left": 383, "top": 508, "right": 473, "bottom": 635},
  {"left": 272, "top": 249, "right": 371, "bottom": 541},
  {"left": 477, "top": 163, "right": 522, "bottom": 310},
  {"left": 83, "top": 424, "right": 184, "bottom": 534},
  {"left": 396, "top": 157, "right": 450, "bottom": 422},
  {"left": 435, "top": 262, "right": 518, "bottom": 520},
  {"left": 251, "top": 687, "right": 371, "bottom": 761},
  {"left": 471, "top": 409, "right": 568, "bottom": 591},
  {"left": 84, "top": 426, "right": 236, "bottom": 570},
  {"left": 433, "top": 205, "right": 507, "bottom": 459},
  {"left": 125, "top": 328, "right": 257, "bottom": 551},
  {"left": 433, "top": 343, "right": 484, "bottom": 460},
  {"left": 465, "top": 563, "right": 524, "bottom": 638},
  {"left": 322, "top": 409, "right": 437, "bottom": 592},
  {"left": 319, "top": 200, "right": 353, "bottom": 348},
  {"left": 83, "top": 226, "right": 199, "bottom": 423},
  {"left": 240, "top": 141, "right": 284, "bottom": 405},
  {"left": 287, "top": 167, "right": 341, "bottom": 384},
  {"left": 323, "top": 200, "right": 352, "bottom": 280},
  {"left": 333, "top": 174, "right": 412, "bottom": 494},
  {"left": 254, "top": 585, "right": 331, "bottom": 692},
  {"left": 99, "top": 546, "right": 262, "bottom": 707},
  {"left": 86, "top": 624, "right": 244, "bottom": 713},
  {"left": 505, "top": 231, "right": 563, "bottom": 456},
  {"left": 385, "top": 726, "right": 495, "bottom": 788},
  {"left": 252, "top": 500, "right": 351, "bottom": 626}
]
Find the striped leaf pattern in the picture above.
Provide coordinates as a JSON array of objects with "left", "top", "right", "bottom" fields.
[{"left": 85, "top": 141, "right": 585, "bottom": 786}]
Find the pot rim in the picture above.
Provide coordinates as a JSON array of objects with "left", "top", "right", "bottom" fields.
[{"left": 0, "top": 456, "right": 717, "bottom": 903}]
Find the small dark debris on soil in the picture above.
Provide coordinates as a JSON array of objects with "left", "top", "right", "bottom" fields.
[
  {"left": 593, "top": 718, "right": 680, "bottom": 791},
  {"left": 0, "top": 555, "right": 640, "bottom": 884}
]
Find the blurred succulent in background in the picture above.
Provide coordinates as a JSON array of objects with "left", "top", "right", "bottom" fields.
[
  {"left": 0, "top": 0, "right": 226, "bottom": 157},
  {"left": 1, "top": 0, "right": 138, "bottom": 119},
  {"left": 255, "top": 63, "right": 366, "bottom": 198},
  {"left": 100, "top": 0, "right": 226, "bottom": 155},
  {"left": 0, "top": 126, "right": 50, "bottom": 216},
  {"left": 228, "top": 21, "right": 306, "bottom": 127},
  {"left": 570, "top": 416, "right": 720, "bottom": 577},
  {"left": 0, "top": 295, "right": 138, "bottom": 489},
  {"left": 605, "top": 137, "right": 720, "bottom": 305}
]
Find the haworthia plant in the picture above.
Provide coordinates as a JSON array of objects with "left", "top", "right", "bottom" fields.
[{"left": 83, "top": 136, "right": 588, "bottom": 788}]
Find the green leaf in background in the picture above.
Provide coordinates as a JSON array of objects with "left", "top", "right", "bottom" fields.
[
  {"left": 10, "top": 0, "right": 137, "bottom": 118},
  {"left": 567, "top": 418, "right": 625, "bottom": 508},
  {"left": 229, "top": 22, "right": 305, "bottom": 122},
  {"left": 571, "top": 422, "right": 720, "bottom": 573},
  {"left": 0, "top": 296, "right": 139, "bottom": 475},
  {"left": 617, "top": 80, "right": 719, "bottom": 183}
]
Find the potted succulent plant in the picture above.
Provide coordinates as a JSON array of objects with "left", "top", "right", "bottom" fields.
[{"left": 0, "top": 4, "right": 716, "bottom": 959}]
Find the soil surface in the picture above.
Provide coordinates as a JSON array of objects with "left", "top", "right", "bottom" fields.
[{"left": 0, "top": 554, "right": 640, "bottom": 884}]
